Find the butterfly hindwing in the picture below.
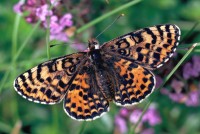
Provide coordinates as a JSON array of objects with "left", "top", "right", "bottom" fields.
[
  {"left": 101, "top": 24, "right": 181, "bottom": 69},
  {"left": 63, "top": 64, "right": 109, "bottom": 121},
  {"left": 14, "top": 52, "right": 86, "bottom": 104},
  {"left": 106, "top": 57, "right": 155, "bottom": 106}
]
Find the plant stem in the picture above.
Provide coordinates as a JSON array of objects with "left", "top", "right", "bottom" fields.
[
  {"left": 12, "top": 21, "right": 41, "bottom": 63},
  {"left": 180, "top": 22, "right": 199, "bottom": 44},
  {"left": 78, "top": 122, "right": 87, "bottom": 134},
  {"left": 46, "top": 16, "right": 51, "bottom": 59},
  {"left": 0, "top": 20, "right": 40, "bottom": 95},
  {"left": 0, "top": 71, "right": 10, "bottom": 93},
  {"left": 12, "top": 14, "right": 21, "bottom": 58}
]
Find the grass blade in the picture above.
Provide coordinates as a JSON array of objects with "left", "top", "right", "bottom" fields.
[
  {"left": 12, "top": 14, "right": 21, "bottom": 58},
  {"left": 12, "top": 21, "right": 41, "bottom": 63},
  {"left": 78, "top": 122, "right": 88, "bottom": 134}
]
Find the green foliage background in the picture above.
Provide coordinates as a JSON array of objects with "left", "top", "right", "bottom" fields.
[{"left": 0, "top": 0, "right": 200, "bottom": 134}]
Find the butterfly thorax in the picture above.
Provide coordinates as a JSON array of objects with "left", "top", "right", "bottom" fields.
[{"left": 88, "top": 38, "right": 102, "bottom": 65}]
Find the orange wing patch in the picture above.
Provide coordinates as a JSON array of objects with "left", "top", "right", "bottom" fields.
[
  {"left": 64, "top": 66, "right": 109, "bottom": 121},
  {"left": 113, "top": 58, "right": 155, "bottom": 106},
  {"left": 14, "top": 53, "right": 86, "bottom": 104}
]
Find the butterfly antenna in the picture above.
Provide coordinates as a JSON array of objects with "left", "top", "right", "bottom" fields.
[
  {"left": 50, "top": 43, "right": 66, "bottom": 48},
  {"left": 50, "top": 42, "right": 87, "bottom": 48},
  {"left": 95, "top": 14, "right": 124, "bottom": 39}
]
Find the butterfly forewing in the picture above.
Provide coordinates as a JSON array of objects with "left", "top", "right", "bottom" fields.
[
  {"left": 14, "top": 52, "right": 86, "bottom": 104},
  {"left": 101, "top": 24, "right": 181, "bottom": 70}
]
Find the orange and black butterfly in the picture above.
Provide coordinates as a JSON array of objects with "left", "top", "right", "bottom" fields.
[{"left": 14, "top": 24, "right": 181, "bottom": 121}]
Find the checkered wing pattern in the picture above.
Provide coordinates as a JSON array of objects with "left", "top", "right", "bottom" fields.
[
  {"left": 63, "top": 64, "right": 109, "bottom": 121},
  {"left": 14, "top": 53, "right": 86, "bottom": 104},
  {"left": 101, "top": 24, "right": 181, "bottom": 70},
  {"left": 111, "top": 58, "right": 155, "bottom": 106}
]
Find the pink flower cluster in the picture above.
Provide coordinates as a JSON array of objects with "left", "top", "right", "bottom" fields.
[
  {"left": 161, "top": 78, "right": 200, "bottom": 107},
  {"left": 114, "top": 104, "right": 161, "bottom": 134},
  {"left": 13, "top": 0, "right": 73, "bottom": 42},
  {"left": 182, "top": 56, "right": 200, "bottom": 79},
  {"left": 158, "top": 56, "right": 200, "bottom": 107},
  {"left": 129, "top": 105, "right": 161, "bottom": 126}
]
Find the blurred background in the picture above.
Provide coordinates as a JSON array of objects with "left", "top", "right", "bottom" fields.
[{"left": 0, "top": 0, "right": 200, "bottom": 134}]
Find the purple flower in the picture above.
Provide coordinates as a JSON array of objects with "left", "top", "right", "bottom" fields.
[
  {"left": 171, "top": 79, "right": 184, "bottom": 93},
  {"left": 26, "top": 0, "right": 37, "bottom": 6},
  {"left": 36, "top": 4, "right": 52, "bottom": 21},
  {"left": 130, "top": 106, "right": 161, "bottom": 126},
  {"left": 119, "top": 108, "right": 129, "bottom": 117},
  {"left": 186, "top": 90, "right": 200, "bottom": 106},
  {"left": 141, "top": 128, "right": 155, "bottom": 134},
  {"left": 130, "top": 109, "right": 142, "bottom": 124},
  {"left": 43, "top": 15, "right": 58, "bottom": 28},
  {"left": 50, "top": 32, "right": 68, "bottom": 42},
  {"left": 43, "top": 15, "right": 64, "bottom": 35},
  {"left": 115, "top": 116, "right": 127, "bottom": 134},
  {"left": 71, "top": 43, "right": 86, "bottom": 51},
  {"left": 161, "top": 88, "right": 186, "bottom": 103},
  {"left": 143, "top": 104, "right": 162, "bottom": 126},
  {"left": 50, "top": 0, "right": 60, "bottom": 6},
  {"left": 192, "top": 56, "right": 200, "bottom": 74},
  {"left": 169, "top": 93, "right": 186, "bottom": 103},
  {"left": 25, "top": 17, "right": 33, "bottom": 23},
  {"left": 13, "top": 0, "right": 24, "bottom": 14},
  {"left": 59, "top": 13, "right": 73, "bottom": 27},
  {"left": 183, "top": 62, "right": 198, "bottom": 79},
  {"left": 115, "top": 105, "right": 161, "bottom": 134},
  {"left": 161, "top": 80, "right": 200, "bottom": 107},
  {"left": 49, "top": 21, "right": 64, "bottom": 34},
  {"left": 13, "top": 0, "right": 74, "bottom": 43},
  {"left": 25, "top": 16, "right": 35, "bottom": 23}
]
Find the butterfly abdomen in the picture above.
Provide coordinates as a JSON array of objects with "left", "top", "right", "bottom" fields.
[{"left": 94, "top": 68, "right": 115, "bottom": 101}]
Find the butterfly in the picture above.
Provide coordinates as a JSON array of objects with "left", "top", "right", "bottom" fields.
[{"left": 14, "top": 24, "right": 181, "bottom": 121}]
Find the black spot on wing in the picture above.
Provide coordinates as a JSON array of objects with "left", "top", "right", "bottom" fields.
[
  {"left": 165, "top": 25, "right": 170, "bottom": 32},
  {"left": 144, "top": 28, "right": 157, "bottom": 44},
  {"left": 145, "top": 43, "right": 150, "bottom": 49},
  {"left": 156, "top": 25, "right": 164, "bottom": 40}
]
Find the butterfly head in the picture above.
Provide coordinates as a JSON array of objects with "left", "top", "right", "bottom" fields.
[{"left": 88, "top": 38, "right": 100, "bottom": 51}]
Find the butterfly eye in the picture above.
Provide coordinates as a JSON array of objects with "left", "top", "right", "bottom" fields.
[{"left": 94, "top": 41, "right": 98, "bottom": 45}]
